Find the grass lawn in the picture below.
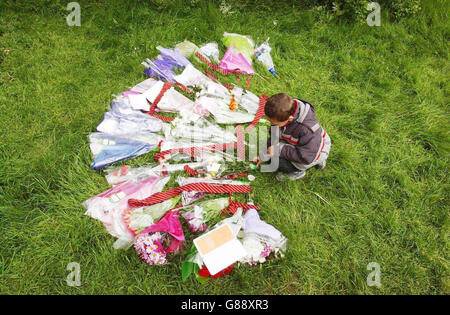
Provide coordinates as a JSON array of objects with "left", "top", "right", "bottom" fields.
[{"left": 0, "top": 0, "right": 448, "bottom": 294}]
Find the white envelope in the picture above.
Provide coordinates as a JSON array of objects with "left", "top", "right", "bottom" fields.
[{"left": 194, "top": 223, "right": 246, "bottom": 275}]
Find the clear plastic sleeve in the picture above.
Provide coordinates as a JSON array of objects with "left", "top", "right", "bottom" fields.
[
  {"left": 89, "top": 133, "right": 161, "bottom": 170},
  {"left": 83, "top": 176, "right": 170, "bottom": 249}
]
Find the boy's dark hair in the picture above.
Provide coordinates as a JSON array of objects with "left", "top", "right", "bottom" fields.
[{"left": 264, "top": 93, "right": 295, "bottom": 122}]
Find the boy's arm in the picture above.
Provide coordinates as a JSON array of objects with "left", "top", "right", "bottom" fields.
[
  {"left": 264, "top": 126, "right": 307, "bottom": 164},
  {"left": 275, "top": 125, "right": 309, "bottom": 164},
  {"left": 278, "top": 143, "right": 305, "bottom": 163}
]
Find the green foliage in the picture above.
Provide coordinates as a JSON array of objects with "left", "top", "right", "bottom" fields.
[
  {"left": 304, "top": 0, "right": 422, "bottom": 22},
  {"left": 182, "top": 245, "right": 198, "bottom": 281},
  {"left": 181, "top": 261, "right": 195, "bottom": 281},
  {"left": 149, "top": 0, "right": 202, "bottom": 13},
  {"left": 389, "top": 0, "right": 422, "bottom": 19}
]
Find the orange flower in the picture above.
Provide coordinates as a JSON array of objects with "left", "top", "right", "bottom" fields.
[{"left": 229, "top": 95, "right": 238, "bottom": 111}]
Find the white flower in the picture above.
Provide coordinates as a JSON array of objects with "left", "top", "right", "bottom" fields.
[
  {"left": 219, "top": 0, "right": 234, "bottom": 15},
  {"left": 241, "top": 237, "right": 264, "bottom": 264},
  {"left": 143, "top": 237, "right": 153, "bottom": 245},
  {"left": 193, "top": 205, "right": 204, "bottom": 220}
]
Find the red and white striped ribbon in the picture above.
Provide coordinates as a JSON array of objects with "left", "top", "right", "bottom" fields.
[
  {"left": 195, "top": 51, "right": 230, "bottom": 75},
  {"left": 175, "top": 82, "right": 191, "bottom": 94},
  {"left": 205, "top": 69, "right": 219, "bottom": 82},
  {"left": 195, "top": 51, "right": 253, "bottom": 89},
  {"left": 224, "top": 197, "right": 260, "bottom": 215},
  {"left": 147, "top": 82, "right": 192, "bottom": 122},
  {"left": 148, "top": 112, "right": 174, "bottom": 122},
  {"left": 184, "top": 165, "right": 203, "bottom": 176},
  {"left": 222, "top": 82, "right": 234, "bottom": 90},
  {"left": 149, "top": 82, "right": 173, "bottom": 113},
  {"left": 128, "top": 182, "right": 252, "bottom": 208},
  {"left": 246, "top": 94, "right": 268, "bottom": 133},
  {"left": 204, "top": 69, "right": 233, "bottom": 90},
  {"left": 147, "top": 82, "right": 174, "bottom": 122},
  {"left": 235, "top": 124, "right": 245, "bottom": 161},
  {"left": 233, "top": 94, "right": 268, "bottom": 160}
]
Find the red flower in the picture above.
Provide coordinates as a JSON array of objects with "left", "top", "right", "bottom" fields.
[
  {"left": 198, "top": 265, "right": 211, "bottom": 277},
  {"left": 198, "top": 264, "right": 234, "bottom": 278}
]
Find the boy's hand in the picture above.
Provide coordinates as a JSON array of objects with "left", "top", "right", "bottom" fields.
[
  {"left": 253, "top": 146, "right": 274, "bottom": 167},
  {"left": 253, "top": 156, "right": 263, "bottom": 167}
]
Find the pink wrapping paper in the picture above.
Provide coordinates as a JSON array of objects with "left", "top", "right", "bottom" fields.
[
  {"left": 140, "top": 210, "right": 185, "bottom": 253},
  {"left": 219, "top": 45, "right": 255, "bottom": 75}
]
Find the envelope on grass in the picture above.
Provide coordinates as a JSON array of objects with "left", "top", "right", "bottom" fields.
[{"left": 194, "top": 223, "right": 246, "bottom": 275}]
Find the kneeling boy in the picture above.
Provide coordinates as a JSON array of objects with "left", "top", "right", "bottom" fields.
[{"left": 255, "top": 93, "right": 331, "bottom": 181}]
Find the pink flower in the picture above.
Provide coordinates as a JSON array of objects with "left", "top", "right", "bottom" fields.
[
  {"left": 183, "top": 211, "right": 208, "bottom": 234},
  {"left": 134, "top": 232, "right": 167, "bottom": 265},
  {"left": 183, "top": 212, "right": 195, "bottom": 221},
  {"left": 186, "top": 219, "right": 207, "bottom": 234}
]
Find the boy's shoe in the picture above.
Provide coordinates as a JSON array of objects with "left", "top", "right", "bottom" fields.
[
  {"left": 316, "top": 160, "right": 326, "bottom": 170},
  {"left": 276, "top": 170, "right": 306, "bottom": 181}
]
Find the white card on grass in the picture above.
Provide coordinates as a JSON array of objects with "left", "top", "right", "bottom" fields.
[{"left": 194, "top": 223, "right": 246, "bottom": 275}]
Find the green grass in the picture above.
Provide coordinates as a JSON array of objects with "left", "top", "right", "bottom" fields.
[{"left": 0, "top": 0, "right": 448, "bottom": 294}]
